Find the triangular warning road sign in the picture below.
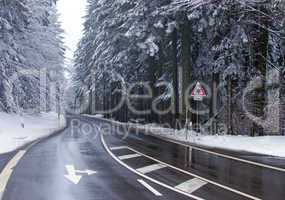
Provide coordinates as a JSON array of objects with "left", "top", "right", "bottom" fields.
[{"left": 191, "top": 82, "right": 206, "bottom": 101}]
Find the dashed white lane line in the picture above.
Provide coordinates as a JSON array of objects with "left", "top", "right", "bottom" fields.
[
  {"left": 92, "top": 115, "right": 285, "bottom": 173},
  {"left": 137, "top": 164, "right": 167, "bottom": 174},
  {"left": 101, "top": 135, "right": 204, "bottom": 200},
  {"left": 138, "top": 179, "right": 163, "bottom": 196},
  {"left": 0, "top": 150, "right": 27, "bottom": 199},
  {"left": 110, "top": 146, "right": 128, "bottom": 151},
  {"left": 120, "top": 145, "right": 261, "bottom": 200},
  {"left": 175, "top": 178, "right": 207, "bottom": 194},
  {"left": 118, "top": 154, "right": 142, "bottom": 160}
]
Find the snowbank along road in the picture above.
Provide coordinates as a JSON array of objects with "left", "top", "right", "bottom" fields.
[{"left": 0, "top": 116, "right": 284, "bottom": 200}]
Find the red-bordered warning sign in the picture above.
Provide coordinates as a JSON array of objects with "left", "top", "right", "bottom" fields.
[{"left": 191, "top": 82, "right": 206, "bottom": 101}]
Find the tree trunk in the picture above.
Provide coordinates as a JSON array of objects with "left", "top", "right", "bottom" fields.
[
  {"left": 250, "top": 4, "right": 269, "bottom": 136},
  {"left": 172, "top": 28, "right": 180, "bottom": 128},
  {"left": 280, "top": 71, "right": 285, "bottom": 135},
  {"left": 227, "top": 77, "right": 234, "bottom": 135},
  {"left": 210, "top": 73, "right": 219, "bottom": 134},
  {"left": 180, "top": 18, "right": 192, "bottom": 127}
]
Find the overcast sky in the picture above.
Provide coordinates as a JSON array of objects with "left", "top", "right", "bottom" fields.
[{"left": 57, "top": 0, "right": 87, "bottom": 65}]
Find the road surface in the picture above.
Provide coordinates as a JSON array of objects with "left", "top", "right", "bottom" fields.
[{"left": 0, "top": 116, "right": 284, "bottom": 200}]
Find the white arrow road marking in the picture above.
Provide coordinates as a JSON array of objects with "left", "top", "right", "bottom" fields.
[
  {"left": 64, "top": 165, "right": 82, "bottom": 184},
  {"left": 138, "top": 179, "right": 163, "bottom": 196},
  {"left": 64, "top": 165, "right": 97, "bottom": 184},
  {"left": 76, "top": 169, "right": 97, "bottom": 176},
  {"left": 175, "top": 178, "right": 207, "bottom": 194}
]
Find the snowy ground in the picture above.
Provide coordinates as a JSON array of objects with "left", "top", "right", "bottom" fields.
[
  {"left": 134, "top": 124, "right": 285, "bottom": 158},
  {"left": 149, "top": 127, "right": 285, "bottom": 158},
  {"left": 0, "top": 112, "right": 66, "bottom": 154},
  {"left": 85, "top": 115, "right": 285, "bottom": 158}
]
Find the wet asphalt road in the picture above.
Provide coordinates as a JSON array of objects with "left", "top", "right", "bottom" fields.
[
  {"left": 0, "top": 153, "right": 16, "bottom": 172},
  {"left": 1, "top": 116, "right": 285, "bottom": 200},
  {"left": 103, "top": 123, "right": 285, "bottom": 200},
  {"left": 1, "top": 117, "right": 192, "bottom": 200}
]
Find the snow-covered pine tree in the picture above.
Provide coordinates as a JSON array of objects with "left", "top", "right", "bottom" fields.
[
  {"left": 73, "top": 0, "right": 285, "bottom": 135},
  {"left": 0, "top": 0, "right": 64, "bottom": 114},
  {"left": 0, "top": 0, "right": 30, "bottom": 112}
]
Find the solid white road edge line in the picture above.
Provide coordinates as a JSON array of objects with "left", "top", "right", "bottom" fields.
[
  {"left": 96, "top": 116, "right": 285, "bottom": 173},
  {"left": 137, "top": 179, "right": 163, "bottom": 196},
  {"left": 175, "top": 178, "right": 207, "bottom": 194},
  {"left": 193, "top": 146, "right": 285, "bottom": 173},
  {"left": 0, "top": 150, "right": 26, "bottom": 199},
  {"left": 100, "top": 134, "right": 205, "bottom": 200},
  {"left": 137, "top": 164, "right": 166, "bottom": 174},
  {"left": 155, "top": 135, "right": 285, "bottom": 173},
  {"left": 118, "top": 154, "right": 142, "bottom": 160},
  {"left": 125, "top": 146, "right": 261, "bottom": 200}
]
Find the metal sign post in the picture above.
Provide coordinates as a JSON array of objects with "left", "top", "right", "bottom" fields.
[{"left": 191, "top": 82, "right": 206, "bottom": 132}]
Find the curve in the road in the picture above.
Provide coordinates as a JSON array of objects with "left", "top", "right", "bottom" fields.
[
  {"left": 100, "top": 133, "right": 260, "bottom": 200},
  {"left": 0, "top": 119, "right": 193, "bottom": 200},
  {"left": 100, "top": 133, "right": 205, "bottom": 200}
]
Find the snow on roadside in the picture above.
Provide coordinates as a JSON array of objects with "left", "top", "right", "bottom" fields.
[
  {"left": 84, "top": 115, "right": 285, "bottom": 158},
  {"left": 0, "top": 112, "right": 66, "bottom": 154},
  {"left": 133, "top": 124, "right": 285, "bottom": 158},
  {"left": 190, "top": 135, "right": 285, "bottom": 158}
]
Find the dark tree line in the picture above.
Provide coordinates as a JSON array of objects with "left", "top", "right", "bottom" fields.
[{"left": 73, "top": 0, "right": 285, "bottom": 136}]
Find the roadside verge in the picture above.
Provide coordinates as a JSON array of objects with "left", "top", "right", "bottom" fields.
[{"left": 84, "top": 115, "right": 285, "bottom": 172}]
